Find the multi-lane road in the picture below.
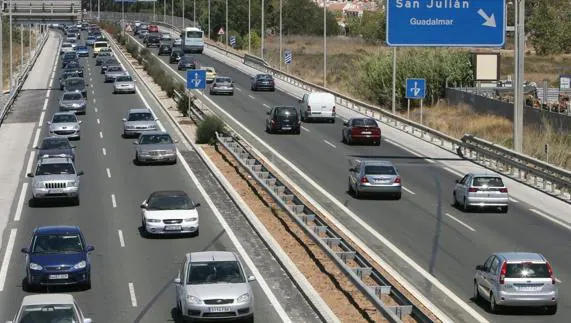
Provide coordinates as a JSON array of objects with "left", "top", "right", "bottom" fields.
[
  {"left": 0, "top": 30, "right": 321, "bottom": 322},
  {"left": 128, "top": 27, "right": 571, "bottom": 322}
]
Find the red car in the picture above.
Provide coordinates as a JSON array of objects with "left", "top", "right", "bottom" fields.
[
  {"left": 342, "top": 117, "right": 381, "bottom": 145},
  {"left": 147, "top": 24, "right": 159, "bottom": 33}
]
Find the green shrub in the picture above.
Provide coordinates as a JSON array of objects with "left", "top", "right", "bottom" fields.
[
  {"left": 176, "top": 93, "right": 190, "bottom": 117},
  {"left": 140, "top": 48, "right": 151, "bottom": 58},
  {"left": 196, "top": 116, "right": 227, "bottom": 144},
  {"left": 126, "top": 42, "right": 139, "bottom": 56}
]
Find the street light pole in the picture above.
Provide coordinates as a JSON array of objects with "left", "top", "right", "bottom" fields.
[
  {"left": 153, "top": 1, "right": 156, "bottom": 21},
  {"left": 97, "top": 0, "right": 100, "bottom": 21},
  {"left": 208, "top": 0, "right": 211, "bottom": 39},
  {"left": 9, "top": 0, "right": 13, "bottom": 92},
  {"left": 513, "top": 0, "right": 525, "bottom": 152},
  {"left": 279, "top": 0, "right": 282, "bottom": 71},
  {"left": 171, "top": 0, "right": 174, "bottom": 26},
  {"left": 392, "top": 47, "right": 397, "bottom": 114},
  {"left": 193, "top": 0, "right": 196, "bottom": 27},
  {"left": 248, "top": 0, "right": 251, "bottom": 53},
  {"left": 323, "top": 0, "right": 326, "bottom": 87},
  {"left": 261, "top": 0, "right": 264, "bottom": 59},
  {"left": 182, "top": 0, "right": 185, "bottom": 30},
  {"left": 0, "top": 13, "right": 3, "bottom": 93},
  {"left": 225, "top": 0, "right": 228, "bottom": 48}
]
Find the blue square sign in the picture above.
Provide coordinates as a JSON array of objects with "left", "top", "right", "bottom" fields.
[
  {"left": 186, "top": 69, "right": 206, "bottom": 90},
  {"left": 386, "top": 0, "right": 506, "bottom": 47},
  {"left": 406, "top": 78, "right": 426, "bottom": 99}
]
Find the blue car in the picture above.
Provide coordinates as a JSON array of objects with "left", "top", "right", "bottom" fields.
[
  {"left": 21, "top": 226, "right": 94, "bottom": 291},
  {"left": 86, "top": 36, "right": 96, "bottom": 46},
  {"left": 75, "top": 46, "right": 89, "bottom": 57}
]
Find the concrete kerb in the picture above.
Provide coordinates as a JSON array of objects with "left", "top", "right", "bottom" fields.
[{"left": 107, "top": 31, "right": 340, "bottom": 323}]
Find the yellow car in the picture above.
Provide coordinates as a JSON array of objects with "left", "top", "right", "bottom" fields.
[{"left": 204, "top": 67, "right": 216, "bottom": 83}]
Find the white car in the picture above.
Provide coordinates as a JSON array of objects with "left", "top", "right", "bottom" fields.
[
  {"left": 140, "top": 190, "right": 200, "bottom": 236},
  {"left": 161, "top": 32, "right": 172, "bottom": 40},
  {"left": 12, "top": 294, "right": 92, "bottom": 323},
  {"left": 173, "top": 38, "right": 182, "bottom": 47}
]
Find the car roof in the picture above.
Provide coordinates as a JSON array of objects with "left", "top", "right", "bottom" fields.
[
  {"left": 189, "top": 251, "right": 238, "bottom": 263},
  {"left": 66, "top": 77, "right": 84, "bottom": 81},
  {"left": 149, "top": 190, "right": 188, "bottom": 198},
  {"left": 470, "top": 173, "right": 502, "bottom": 178},
  {"left": 359, "top": 159, "right": 395, "bottom": 167},
  {"left": 495, "top": 252, "right": 546, "bottom": 262},
  {"left": 34, "top": 226, "right": 80, "bottom": 235},
  {"left": 38, "top": 156, "right": 73, "bottom": 164},
  {"left": 21, "top": 293, "right": 75, "bottom": 306},
  {"left": 62, "top": 91, "right": 84, "bottom": 96},
  {"left": 53, "top": 111, "right": 76, "bottom": 116},
  {"left": 41, "top": 136, "right": 69, "bottom": 143},
  {"left": 128, "top": 108, "right": 152, "bottom": 113},
  {"left": 140, "top": 131, "right": 169, "bottom": 136}
]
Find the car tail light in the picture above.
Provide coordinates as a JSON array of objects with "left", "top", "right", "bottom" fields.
[
  {"left": 546, "top": 262, "right": 555, "bottom": 284},
  {"left": 468, "top": 187, "right": 478, "bottom": 192},
  {"left": 499, "top": 188, "right": 508, "bottom": 193},
  {"left": 394, "top": 176, "right": 401, "bottom": 184},
  {"left": 332, "top": 106, "right": 336, "bottom": 113},
  {"left": 360, "top": 176, "right": 368, "bottom": 184},
  {"left": 270, "top": 120, "right": 276, "bottom": 127},
  {"left": 307, "top": 106, "right": 311, "bottom": 113},
  {"left": 499, "top": 261, "right": 507, "bottom": 284}
]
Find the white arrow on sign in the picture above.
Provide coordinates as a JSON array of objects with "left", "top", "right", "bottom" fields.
[
  {"left": 411, "top": 82, "right": 421, "bottom": 97},
  {"left": 478, "top": 9, "right": 496, "bottom": 28},
  {"left": 192, "top": 73, "right": 202, "bottom": 87}
]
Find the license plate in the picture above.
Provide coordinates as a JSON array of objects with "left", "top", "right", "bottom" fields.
[
  {"left": 49, "top": 274, "right": 68, "bottom": 280},
  {"left": 164, "top": 225, "right": 182, "bottom": 231},
  {"left": 282, "top": 127, "right": 292, "bottom": 130},
  {"left": 209, "top": 307, "right": 231, "bottom": 313},
  {"left": 377, "top": 180, "right": 390, "bottom": 184},
  {"left": 361, "top": 131, "right": 371, "bottom": 135},
  {"left": 49, "top": 189, "right": 64, "bottom": 194},
  {"left": 518, "top": 286, "right": 541, "bottom": 292}
]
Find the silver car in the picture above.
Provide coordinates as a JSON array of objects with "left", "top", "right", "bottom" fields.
[
  {"left": 348, "top": 159, "right": 402, "bottom": 199},
  {"left": 209, "top": 77, "right": 234, "bottom": 95},
  {"left": 173, "top": 38, "right": 182, "bottom": 47},
  {"left": 48, "top": 112, "right": 82, "bottom": 140},
  {"left": 59, "top": 92, "right": 87, "bottom": 114},
  {"left": 113, "top": 74, "right": 136, "bottom": 94},
  {"left": 474, "top": 252, "right": 558, "bottom": 314},
  {"left": 12, "top": 294, "right": 92, "bottom": 323},
  {"left": 104, "top": 66, "right": 125, "bottom": 83},
  {"left": 174, "top": 251, "right": 255, "bottom": 322},
  {"left": 27, "top": 156, "right": 84, "bottom": 206},
  {"left": 134, "top": 132, "right": 178, "bottom": 164},
  {"left": 453, "top": 173, "right": 509, "bottom": 213},
  {"left": 122, "top": 108, "right": 158, "bottom": 137}
]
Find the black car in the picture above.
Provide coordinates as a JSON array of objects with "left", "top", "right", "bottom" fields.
[
  {"left": 35, "top": 137, "right": 76, "bottom": 161},
  {"left": 169, "top": 50, "right": 184, "bottom": 64},
  {"left": 265, "top": 106, "right": 301, "bottom": 134},
  {"left": 59, "top": 71, "right": 83, "bottom": 90},
  {"left": 144, "top": 33, "right": 161, "bottom": 48},
  {"left": 251, "top": 74, "right": 275, "bottom": 91},
  {"left": 63, "top": 77, "right": 88, "bottom": 98},
  {"left": 63, "top": 60, "right": 83, "bottom": 71},
  {"left": 177, "top": 56, "right": 197, "bottom": 71},
  {"left": 95, "top": 52, "right": 113, "bottom": 66},
  {"left": 100, "top": 58, "right": 119, "bottom": 73},
  {"left": 61, "top": 52, "right": 78, "bottom": 68},
  {"left": 158, "top": 43, "right": 172, "bottom": 55}
]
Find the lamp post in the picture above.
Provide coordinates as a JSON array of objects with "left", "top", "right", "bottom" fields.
[
  {"left": 261, "top": 0, "right": 264, "bottom": 59},
  {"left": 225, "top": 0, "right": 228, "bottom": 48},
  {"left": 248, "top": 0, "right": 251, "bottom": 53},
  {"left": 279, "top": 0, "right": 282, "bottom": 70},
  {"left": 193, "top": 0, "right": 196, "bottom": 27},
  {"left": 513, "top": 0, "right": 525, "bottom": 153},
  {"left": 9, "top": 0, "right": 13, "bottom": 92},
  {"left": 171, "top": 0, "right": 174, "bottom": 26},
  {"left": 323, "top": 0, "right": 326, "bottom": 87},
  {"left": 208, "top": 0, "right": 211, "bottom": 39},
  {"left": 182, "top": 0, "right": 185, "bottom": 30}
]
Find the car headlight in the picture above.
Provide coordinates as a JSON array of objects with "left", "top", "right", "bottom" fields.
[
  {"left": 126, "top": 125, "right": 135, "bottom": 129},
  {"left": 146, "top": 218, "right": 161, "bottom": 223},
  {"left": 72, "top": 103, "right": 80, "bottom": 107},
  {"left": 29, "top": 263, "right": 43, "bottom": 270},
  {"left": 74, "top": 125, "right": 80, "bottom": 130},
  {"left": 183, "top": 217, "right": 197, "bottom": 222},
  {"left": 236, "top": 293, "right": 250, "bottom": 304},
  {"left": 33, "top": 180, "right": 43, "bottom": 188},
  {"left": 72, "top": 260, "right": 86, "bottom": 270},
  {"left": 186, "top": 295, "right": 202, "bottom": 305}
]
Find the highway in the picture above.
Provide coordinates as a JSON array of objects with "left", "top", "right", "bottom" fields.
[
  {"left": 0, "top": 30, "right": 320, "bottom": 322},
  {"left": 131, "top": 29, "right": 571, "bottom": 322}
]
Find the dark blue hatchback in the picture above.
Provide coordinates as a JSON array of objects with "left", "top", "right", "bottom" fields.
[{"left": 21, "top": 226, "right": 94, "bottom": 291}]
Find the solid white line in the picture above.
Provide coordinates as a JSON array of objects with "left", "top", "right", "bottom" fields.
[
  {"left": 32, "top": 128, "right": 41, "bottom": 148},
  {"left": 262, "top": 103, "right": 270, "bottom": 109},
  {"left": 99, "top": 131, "right": 103, "bottom": 139},
  {"left": 111, "top": 194, "right": 117, "bottom": 208},
  {"left": 94, "top": 107, "right": 98, "bottom": 112},
  {"left": 13, "top": 183, "right": 28, "bottom": 222},
  {"left": 235, "top": 87, "right": 242, "bottom": 91},
  {"left": 248, "top": 94, "right": 255, "bottom": 99},
  {"left": 444, "top": 166, "right": 464, "bottom": 178},
  {"left": 96, "top": 118, "right": 100, "bottom": 124},
  {"left": 509, "top": 197, "right": 519, "bottom": 203},
  {"left": 118, "top": 230, "right": 125, "bottom": 247},
  {"left": 93, "top": 98, "right": 97, "bottom": 104},
  {"left": 385, "top": 138, "right": 435, "bottom": 164},
  {"left": 0, "top": 228, "right": 17, "bottom": 291},
  {"left": 445, "top": 213, "right": 476, "bottom": 232},
  {"left": 106, "top": 168, "right": 111, "bottom": 178},
  {"left": 128, "top": 282, "right": 138, "bottom": 307},
  {"left": 529, "top": 209, "right": 571, "bottom": 231},
  {"left": 301, "top": 126, "right": 310, "bottom": 132},
  {"left": 323, "top": 139, "right": 336, "bottom": 148},
  {"left": 37, "top": 111, "right": 46, "bottom": 126},
  {"left": 41, "top": 97, "right": 49, "bottom": 111},
  {"left": 402, "top": 186, "right": 415, "bottom": 195},
  {"left": 102, "top": 147, "right": 107, "bottom": 156},
  {"left": 25, "top": 151, "right": 36, "bottom": 176}
]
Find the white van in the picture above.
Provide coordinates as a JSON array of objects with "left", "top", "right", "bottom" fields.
[{"left": 299, "top": 92, "right": 336, "bottom": 123}]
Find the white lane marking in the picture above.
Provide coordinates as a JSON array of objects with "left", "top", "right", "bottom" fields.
[
  {"left": 90, "top": 77, "right": 93, "bottom": 82},
  {"left": 99, "top": 131, "right": 103, "bottom": 139},
  {"left": 301, "top": 126, "right": 310, "bottom": 132},
  {"left": 402, "top": 186, "right": 415, "bottom": 195},
  {"left": 37, "top": 111, "right": 46, "bottom": 126},
  {"left": 529, "top": 209, "right": 571, "bottom": 231},
  {"left": 118, "top": 230, "right": 125, "bottom": 247},
  {"left": 102, "top": 147, "right": 107, "bottom": 156},
  {"left": 94, "top": 107, "right": 98, "bottom": 113},
  {"left": 32, "top": 128, "right": 41, "bottom": 148},
  {"left": 25, "top": 151, "right": 36, "bottom": 176},
  {"left": 106, "top": 168, "right": 111, "bottom": 178},
  {"left": 128, "top": 282, "right": 138, "bottom": 307},
  {"left": 13, "top": 183, "right": 28, "bottom": 222},
  {"left": 235, "top": 87, "right": 242, "bottom": 92},
  {"left": 0, "top": 228, "right": 17, "bottom": 291},
  {"left": 555, "top": 278, "right": 563, "bottom": 283},
  {"left": 97, "top": 118, "right": 100, "bottom": 124},
  {"left": 444, "top": 166, "right": 464, "bottom": 178},
  {"left": 385, "top": 138, "right": 436, "bottom": 163},
  {"left": 41, "top": 97, "right": 49, "bottom": 111},
  {"left": 262, "top": 103, "right": 270, "bottom": 109},
  {"left": 323, "top": 139, "right": 336, "bottom": 148},
  {"left": 91, "top": 89, "right": 95, "bottom": 94},
  {"left": 445, "top": 213, "right": 476, "bottom": 232},
  {"left": 93, "top": 98, "right": 97, "bottom": 104},
  {"left": 248, "top": 94, "right": 255, "bottom": 99},
  {"left": 111, "top": 194, "right": 117, "bottom": 208},
  {"left": 509, "top": 197, "right": 519, "bottom": 203}
]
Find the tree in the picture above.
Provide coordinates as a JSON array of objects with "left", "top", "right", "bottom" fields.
[{"left": 527, "top": 0, "right": 571, "bottom": 55}]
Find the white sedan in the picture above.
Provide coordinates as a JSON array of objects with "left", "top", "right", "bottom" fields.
[
  {"left": 140, "top": 190, "right": 200, "bottom": 236},
  {"left": 12, "top": 294, "right": 92, "bottom": 323}
]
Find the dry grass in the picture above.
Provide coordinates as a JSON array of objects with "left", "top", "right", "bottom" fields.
[{"left": 2, "top": 31, "right": 39, "bottom": 90}]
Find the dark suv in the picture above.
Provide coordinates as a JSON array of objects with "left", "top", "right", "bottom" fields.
[
  {"left": 144, "top": 33, "right": 161, "bottom": 48},
  {"left": 158, "top": 43, "right": 172, "bottom": 55},
  {"left": 169, "top": 50, "right": 184, "bottom": 64},
  {"left": 265, "top": 106, "right": 301, "bottom": 134}
]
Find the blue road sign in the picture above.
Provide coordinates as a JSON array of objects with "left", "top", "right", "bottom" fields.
[
  {"left": 284, "top": 49, "right": 292, "bottom": 64},
  {"left": 229, "top": 36, "right": 236, "bottom": 47},
  {"left": 405, "top": 78, "right": 426, "bottom": 99},
  {"left": 386, "top": 0, "right": 506, "bottom": 47},
  {"left": 186, "top": 69, "right": 206, "bottom": 90}
]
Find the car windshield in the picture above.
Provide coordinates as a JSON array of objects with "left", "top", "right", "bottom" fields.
[
  {"left": 147, "top": 194, "right": 194, "bottom": 210},
  {"left": 36, "top": 163, "right": 75, "bottom": 176},
  {"left": 40, "top": 138, "right": 71, "bottom": 150},
  {"left": 140, "top": 134, "right": 173, "bottom": 145},
  {"left": 104, "top": 60, "right": 118, "bottom": 65},
  {"left": 216, "top": 77, "right": 231, "bottom": 83},
  {"left": 276, "top": 107, "right": 297, "bottom": 117},
  {"left": 205, "top": 67, "right": 214, "bottom": 72},
  {"left": 88, "top": 36, "right": 95, "bottom": 40},
  {"left": 63, "top": 53, "right": 76, "bottom": 59},
  {"left": 16, "top": 305, "right": 80, "bottom": 323},
  {"left": 352, "top": 119, "right": 377, "bottom": 126},
  {"left": 187, "top": 261, "right": 245, "bottom": 284},
  {"left": 128, "top": 112, "right": 153, "bottom": 121},
  {"left": 62, "top": 93, "right": 83, "bottom": 101},
  {"left": 77, "top": 47, "right": 87, "bottom": 51},
  {"left": 52, "top": 114, "right": 77, "bottom": 123},
  {"left": 472, "top": 176, "right": 504, "bottom": 187},
  {"left": 180, "top": 57, "right": 193, "bottom": 62},
  {"left": 108, "top": 67, "right": 122, "bottom": 72},
  {"left": 62, "top": 43, "right": 72, "bottom": 48},
  {"left": 65, "top": 79, "right": 84, "bottom": 87},
  {"left": 31, "top": 234, "right": 83, "bottom": 254},
  {"left": 506, "top": 262, "right": 550, "bottom": 278},
  {"left": 257, "top": 74, "right": 272, "bottom": 80},
  {"left": 115, "top": 75, "right": 132, "bottom": 82},
  {"left": 364, "top": 165, "right": 396, "bottom": 175},
  {"left": 98, "top": 52, "right": 111, "bottom": 57}
]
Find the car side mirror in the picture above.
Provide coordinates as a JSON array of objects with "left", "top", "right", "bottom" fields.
[
  {"left": 26, "top": 173, "right": 34, "bottom": 177},
  {"left": 298, "top": 99, "right": 302, "bottom": 103},
  {"left": 140, "top": 203, "right": 147, "bottom": 209},
  {"left": 71, "top": 145, "right": 76, "bottom": 148},
  {"left": 343, "top": 122, "right": 348, "bottom": 126},
  {"left": 455, "top": 179, "right": 460, "bottom": 183},
  {"left": 247, "top": 275, "right": 256, "bottom": 282},
  {"left": 475, "top": 265, "right": 486, "bottom": 271},
  {"left": 174, "top": 139, "right": 179, "bottom": 143},
  {"left": 21, "top": 247, "right": 30, "bottom": 254},
  {"left": 86, "top": 245, "right": 95, "bottom": 252},
  {"left": 133, "top": 141, "right": 139, "bottom": 145},
  {"left": 122, "top": 118, "right": 127, "bottom": 122},
  {"left": 47, "top": 121, "right": 52, "bottom": 125},
  {"left": 194, "top": 202, "right": 201, "bottom": 207},
  {"left": 173, "top": 277, "right": 181, "bottom": 284},
  {"left": 266, "top": 111, "right": 270, "bottom": 115},
  {"left": 78, "top": 120, "right": 83, "bottom": 124},
  {"left": 77, "top": 170, "right": 84, "bottom": 176},
  {"left": 349, "top": 168, "right": 354, "bottom": 172},
  {"left": 154, "top": 118, "right": 159, "bottom": 121},
  {"left": 33, "top": 146, "right": 39, "bottom": 149}
]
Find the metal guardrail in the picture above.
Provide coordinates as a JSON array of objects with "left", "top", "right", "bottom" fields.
[
  {"left": 215, "top": 131, "right": 432, "bottom": 323},
  {"left": 0, "top": 28, "right": 49, "bottom": 125}
]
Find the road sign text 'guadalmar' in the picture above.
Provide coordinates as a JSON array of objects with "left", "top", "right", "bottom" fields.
[{"left": 386, "top": 0, "right": 506, "bottom": 47}]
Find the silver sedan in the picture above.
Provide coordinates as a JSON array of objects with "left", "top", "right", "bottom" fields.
[
  {"left": 113, "top": 74, "right": 136, "bottom": 94},
  {"left": 453, "top": 173, "right": 509, "bottom": 212},
  {"left": 59, "top": 92, "right": 87, "bottom": 114},
  {"left": 133, "top": 132, "right": 178, "bottom": 165}
]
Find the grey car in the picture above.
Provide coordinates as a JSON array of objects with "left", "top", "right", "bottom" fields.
[
  {"left": 122, "top": 108, "right": 158, "bottom": 137},
  {"left": 63, "top": 77, "right": 88, "bottom": 98},
  {"left": 26, "top": 156, "right": 84, "bottom": 206},
  {"left": 174, "top": 251, "right": 255, "bottom": 322},
  {"left": 100, "top": 59, "right": 119, "bottom": 73},
  {"left": 48, "top": 112, "right": 82, "bottom": 140},
  {"left": 95, "top": 52, "right": 113, "bottom": 66},
  {"left": 35, "top": 137, "right": 76, "bottom": 162},
  {"left": 348, "top": 159, "right": 402, "bottom": 199},
  {"left": 113, "top": 74, "right": 136, "bottom": 94},
  {"left": 133, "top": 132, "right": 178, "bottom": 164},
  {"left": 474, "top": 252, "right": 558, "bottom": 314},
  {"left": 453, "top": 173, "right": 509, "bottom": 213},
  {"left": 104, "top": 66, "right": 125, "bottom": 83},
  {"left": 209, "top": 77, "right": 234, "bottom": 95},
  {"left": 59, "top": 92, "right": 87, "bottom": 114}
]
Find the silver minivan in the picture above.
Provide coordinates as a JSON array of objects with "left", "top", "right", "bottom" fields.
[
  {"left": 348, "top": 159, "right": 401, "bottom": 199},
  {"left": 453, "top": 173, "right": 509, "bottom": 213},
  {"left": 474, "top": 252, "right": 558, "bottom": 314}
]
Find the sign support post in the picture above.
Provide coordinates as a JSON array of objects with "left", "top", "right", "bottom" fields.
[{"left": 405, "top": 78, "right": 426, "bottom": 123}]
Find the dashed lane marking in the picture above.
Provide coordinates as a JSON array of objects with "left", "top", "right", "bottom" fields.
[
  {"left": 13, "top": 183, "right": 28, "bottom": 222},
  {"left": 111, "top": 194, "right": 117, "bottom": 208},
  {"left": 446, "top": 213, "right": 476, "bottom": 232}
]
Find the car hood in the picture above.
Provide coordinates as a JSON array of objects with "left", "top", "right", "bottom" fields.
[
  {"left": 143, "top": 209, "right": 198, "bottom": 219},
  {"left": 60, "top": 99, "right": 86, "bottom": 106},
  {"left": 184, "top": 283, "right": 249, "bottom": 299},
  {"left": 50, "top": 122, "right": 79, "bottom": 131},
  {"left": 29, "top": 252, "right": 85, "bottom": 267},
  {"left": 124, "top": 121, "right": 157, "bottom": 128},
  {"left": 106, "top": 71, "right": 124, "bottom": 76},
  {"left": 64, "top": 86, "right": 86, "bottom": 92},
  {"left": 38, "top": 148, "right": 74, "bottom": 158},
  {"left": 33, "top": 174, "right": 77, "bottom": 182},
  {"left": 137, "top": 143, "right": 176, "bottom": 152}
]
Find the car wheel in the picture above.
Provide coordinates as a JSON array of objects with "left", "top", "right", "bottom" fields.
[
  {"left": 23, "top": 277, "right": 35, "bottom": 292},
  {"left": 73, "top": 197, "right": 80, "bottom": 206},
  {"left": 171, "top": 158, "right": 178, "bottom": 165},
  {"left": 193, "top": 228, "right": 199, "bottom": 237},
  {"left": 330, "top": 118, "right": 335, "bottom": 123},
  {"left": 347, "top": 180, "right": 353, "bottom": 194},
  {"left": 230, "top": 91, "right": 234, "bottom": 96},
  {"left": 374, "top": 140, "right": 380, "bottom": 146},
  {"left": 341, "top": 133, "right": 346, "bottom": 143},
  {"left": 546, "top": 304, "right": 557, "bottom": 315},
  {"left": 294, "top": 128, "right": 301, "bottom": 135},
  {"left": 347, "top": 135, "right": 353, "bottom": 145},
  {"left": 354, "top": 188, "right": 360, "bottom": 199},
  {"left": 393, "top": 192, "right": 402, "bottom": 200},
  {"left": 473, "top": 281, "right": 481, "bottom": 302},
  {"left": 463, "top": 198, "right": 470, "bottom": 212},
  {"left": 500, "top": 206, "right": 508, "bottom": 213},
  {"left": 243, "top": 315, "right": 254, "bottom": 323},
  {"left": 489, "top": 293, "right": 501, "bottom": 314},
  {"left": 453, "top": 192, "right": 459, "bottom": 207},
  {"left": 83, "top": 277, "right": 91, "bottom": 290}
]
